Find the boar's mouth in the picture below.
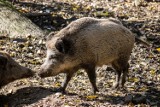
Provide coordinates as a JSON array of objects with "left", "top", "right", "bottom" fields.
[
  {"left": 38, "top": 69, "right": 53, "bottom": 78},
  {"left": 22, "top": 68, "right": 35, "bottom": 78}
]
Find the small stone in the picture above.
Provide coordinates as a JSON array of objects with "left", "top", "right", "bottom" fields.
[
  {"left": 13, "top": 41, "right": 17, "bottom": 44},
  {"left": 124, "top": 94, "right": 133, "bottom": 103},
  {"left": 64, "top": 105, "right": 70, "bottom": 107},
  {"left": 18, "top": 43, "right": 25, "bottom": 48},
  {"left": 133, "top": 95, "right": 146, "bottom": 104},
  {"left": 55, "top": 92, "right": 62, "bottom": 97},
  {"left": 39, "top": 40, "right": 43, "bottom": 44},
  {"left": 28, "top": 46, "right": 33, "bottom": 50},
  {"left": 140, "top": 62, "right": 147, "bottom": 66},
  {"left": 37, "top": 50, "right": 41, "bottom": 54},
  {"left": 26, "top": 34, "right": 32, "bottom": 38},
  {"left": 79, "top": 103, "right": 90, "bottom": 107},
  {"left": 135, "top": 64, "right": 140, "bottom": 68},
  {"left": 13, "top": 38, "right": 27, "bottom": 43},
  {"left": 28, "top": 53, "right": 33, "bottom": 57}
]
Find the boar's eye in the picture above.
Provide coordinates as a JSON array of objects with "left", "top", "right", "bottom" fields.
[
  {"left": 55, "top": 39, "right": 64, "bottom": 53},
  {"left": 55, "top": 38, "right": 71, "bottom": 54}
]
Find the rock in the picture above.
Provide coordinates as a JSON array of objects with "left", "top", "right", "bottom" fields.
[
  {"left": 0, "top": 3, "right": 45, "bottom": 38},
  {"left": 13, "top": 38, "right": 27, "bottom": 43},
  {"left": 133, "top": 95, "right": 146, "bottom": 104},
  {"left": 134, "top": 0, "right": 141, "bottom": 7},
  {"left": 55, "top": 92, "right": 62, "bottom": 97},
  {"left": 79, "top": 103, "right": 90, "bottom": 107},
  {"left": 124, "top": 94, "right": 133, "bottom": 103}
]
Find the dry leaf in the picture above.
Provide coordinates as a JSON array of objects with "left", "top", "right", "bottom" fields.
[
  {"left": 139, "top": 87, "right": 148, "bottom": 91},
  {"left": 4, "top": 104, "right": 8, "bottom": 107},
  {"left": 86, "top": 95, "right": 98, "bottom": 100},
  {"left": 127, "top": 87, "right": 135, "bottom": 91},
  {"left": 156, "top": 48, "right": 160, "bottom": 52},
  {"left": 150, "top": 70, "right": 156, "bottom": 76},
  {"left": 54, "top": 82, "right": 61, "bottom": 87},
  {"left": 129, "top": 77, "right": 140, "bottom": 83}
]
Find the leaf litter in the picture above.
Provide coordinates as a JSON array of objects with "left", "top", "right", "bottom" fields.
[{"left": 0, "top": 0, "right": 160, "bottom": 106}]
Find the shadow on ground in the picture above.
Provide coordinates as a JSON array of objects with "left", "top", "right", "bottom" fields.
[
  {"left": 0, "top": 83, "right": 160, "bottom": 106},
  {"left": 1, "top": 1, "right": 159, "bottom": 106},
  {"left": 78, "top": 85, "right": 160, "bottom": 106},
  {"left": 0, "top": 87, "right": 54, "bottom": 106},
  {"left": 14, "top": 1, "right": 80, "bottom": 31}
]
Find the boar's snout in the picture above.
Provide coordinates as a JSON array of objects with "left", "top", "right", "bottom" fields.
[
  {"left": 20, "top": 67, "right": 35, "bottom": 78},
  {"left": 27, "top": 68, "right": 35, "bottom": 77},
  {"left": 38, "top": 67, "right": 52, "bottom": 78},
  {"left": 38, "top": 59, "right": 56, "bottom": 78}
]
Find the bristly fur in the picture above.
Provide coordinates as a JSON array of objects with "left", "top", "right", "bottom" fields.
[{"left": 40, "top": 17, "right": 135, "bottom": 93}]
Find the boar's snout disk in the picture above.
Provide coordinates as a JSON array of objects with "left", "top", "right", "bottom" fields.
[{"left": 39, "top": 17, "right": 135, "bottom": 93}]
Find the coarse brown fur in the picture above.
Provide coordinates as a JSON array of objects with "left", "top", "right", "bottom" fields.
[
  {"left": 39, "top": 17, "right": 135, "bottom": 93},
  {"left": 0, "top": 51, "right": 34, "bottom": 88}
]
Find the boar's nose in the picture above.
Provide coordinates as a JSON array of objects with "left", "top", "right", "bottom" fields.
[
  {"left": 27, "top": 68, "right": 35, "bottom": 77},
  {"left": 38, "top": 68, "right": 45, "bottom": 77},
  {"left": 38, "top": 68, "right": 50, "bottom": 78}
]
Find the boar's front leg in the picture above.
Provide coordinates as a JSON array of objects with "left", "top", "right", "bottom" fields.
[
  {"left": 61, "top": 73, "right": 73, "bottom": 93},
  {"left": 60, "top": 69, "right": 76, "bottom": 93},
  {"left": 83, "top": 64, "right": 99, "bottom": 94}
]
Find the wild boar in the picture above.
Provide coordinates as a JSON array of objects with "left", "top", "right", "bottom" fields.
[
  {"left": 0, "top": 51, "right": 34, "bottom": 88},
  {"left": 39, "top": 17, "right": 135, "bottom": 93}
]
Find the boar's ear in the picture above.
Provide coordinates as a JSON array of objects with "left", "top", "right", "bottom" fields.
[
  {"left": 0, "top": 55, "right": 8, "bottom": 68},
  {"left": 46, "top": 32, "right": 55, "bottom": 41},
  {"left": 55, "top": 39, "right": 71, "bottom": 54}
]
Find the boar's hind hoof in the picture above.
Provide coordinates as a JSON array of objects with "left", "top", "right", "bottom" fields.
[
  {"left": 111, "top": 84, "right": 125, "bottom": 91},
  {"left": 111, "top": 83, "right": 119, "bottom": 90}
]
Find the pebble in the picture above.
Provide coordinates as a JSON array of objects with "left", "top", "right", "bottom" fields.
[
  {"left": 37, "top": 50, "right": 41, "bottom": 54},
  {"left": 133, "top": 95, "right": 146, "bottom": 104},
  {"left": 55, "top": 92, "right": 62, "bottom": 97},
  {"left": 124, "top": 94, "right": 133, "bottom": 103}
]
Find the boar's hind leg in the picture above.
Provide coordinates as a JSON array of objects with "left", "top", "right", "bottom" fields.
[
  {"left": 112, "top": 59, "right": 129, "bottom": 89},
  {"left": 83, "top": 64, "right": 99, "bottom": 94},
  {"left": 112, "top": 61, "right": 122, "bottom": 89},
  {"left": 120, "top": 63, "right": 129, "bottom": 87}
]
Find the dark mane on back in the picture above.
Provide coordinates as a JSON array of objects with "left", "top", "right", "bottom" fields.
[
  {"left": 60, "top": 17, "right": 98, "bottom": 38},
  {"left": 47, "top": 17, "right": 98, "bottom": 41}
]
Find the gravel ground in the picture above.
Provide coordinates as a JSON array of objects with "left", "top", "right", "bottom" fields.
[{"left": 0, "top": 0, "right": 160, "bottom": 106}]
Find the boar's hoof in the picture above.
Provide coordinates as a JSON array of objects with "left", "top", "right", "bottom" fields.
[
  {"left": 93, "top": 88, "right": 99, "bottom": 94},
  {"left": 55, "top": 87, "right": 66, "bottom": 94}
]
